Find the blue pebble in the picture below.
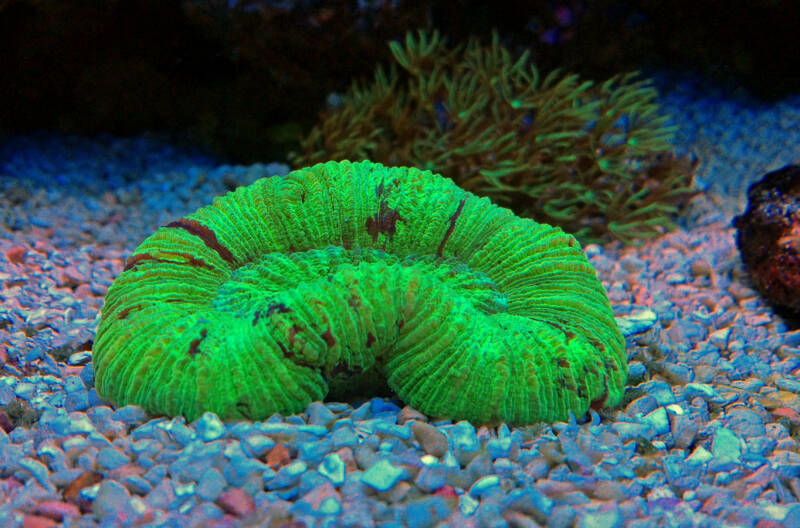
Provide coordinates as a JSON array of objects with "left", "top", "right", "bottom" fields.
[
  {"left": 406, "top": 497, "right": 451, "bottom": 528},
  {"left": 87, "top": 388, "right": 105, "bottom": 407},
  {"left": 477, "top": 502, "right": 506, "bottom": 528},
  {"left": 18, "top": 457, "right": 53, "bottom": 490},
  {"left": 469, "top": 475, "right": 500, "bottom": 499},
  {"left": 306, "top": 401, "right": 337, "bottom": 426},
  {"left": 641, "top": 408, "right": 670, "bottom": 436},
  {"left": 63, "top": 375, "right": 84, "bottom": 394},
  {"left": 370, "top": 398, "right": 401, "bottom": 415},
  {"left": 449, "top": 421, "right": 480, "bottom": 466},
  {"left": 351, "top": 401, "right": 371, "bottom": 421},
  {"left": 318, "top": 453, "right": 346, "bottom": 486},
  {"left": 709, "top": 427, "right": 742, "bottom": 472},
  {"left": 223, "top": 456, "right": 268, "bottom": 487},
  {"left": 297, "top": 471, "right": 330, "bottom": 496},
  {"left": 297, "top": 425, "right": 328, "bottom": 436},
  {"left": 361, "top": 459, "right": 405, "bottom": 492},
  {"left": 331, "top": 425, "right": 358, "bottom": 448},
  {"left": 197, "top": 467, "right": 228, "bottom": 502},
  {"left": 162, "top": 420, "right": 196, "bottom": 446},
  {"left": 265, "top": 461, "right": 308, "bottom": 490},
  {"left": 112, "top": 405, "right": 146, "bottom": 425},
  {"left": 0, "top": 382, "right": 15, "bottom": 406},
  {"left": 486, "top": 436, "right": 512, "bottom": 459},
  {"left": 194, "top": 412, "right": 225, "bottom": 442},
  {"left": 414, "top": 464, "right": 447, "bottom": 492},
  {"left": 93, "top": 480, "right": 131, "bottom": 520},
  {"left": 64, "top": 391, "right": 89, "bottom": 412},
  {"left": 241, "top": 433, "right": 275, "bottom": 459},
  {"left": 319, "top": 497, "right": 342, "bottom": 516},
  {"left": 298, "top": 437, "right": 334, "bottom": 465},
  {"left": 502, "top": 487, "right": 554, "bottom": 517},
  {"left": 374, "top": 422, "right": 412, "bottom": 441},
  {"left": 124, "top": 474, "right": 153, "bottom": 495},
  {"left": 97, "top": 448, "right": 130, "bottom": 470},
  {"left": 143, "top": 464, "right": 168, "bottom": 486},
  {"left": 80, "top": 363, "right": 94, "bottom": 387},
  {"left": 578, "top": 507, "right": 623, "bottom": 528}
]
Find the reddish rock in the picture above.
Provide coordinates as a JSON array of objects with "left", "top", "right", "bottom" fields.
[
  {"left": 21, "top": 515, "right": 57, "bottom": 528},
  {"left": 265, "top": 443, "right": 291, "bottom": 469},
  {"left": 216, "top": 488, "right": 255, "bottom": 518},
  {"left": 63, "top": 471, "right": 103, "bottom": 502},
  {"left": 733, "top": 165, "right": 800, "bottom": 313},
  {"left": 35, "top": 500, "right": 80, "bottom": 521},
  {"left": 6, "top": 245, "right": 27, "bottom": 265}
]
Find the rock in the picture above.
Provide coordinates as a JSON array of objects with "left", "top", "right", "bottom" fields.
[{"left": 733, "top": 165, "right": 800, "bottom": 313}]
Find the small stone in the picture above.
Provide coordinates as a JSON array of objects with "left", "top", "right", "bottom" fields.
[
  {"left": 217, "top": 487, "right": 255, "bottom": 518},
  {"left": 266, "top": 443, "right": 291, "bottom": 469},
  {"left": 708, "top": 328, "right": 731, "bottom": 349},
  {"left": 36, "top": 500, "right": 81, "bottom": 521},
  {"left": 306, "top": 401, "right": 336, "bottom": 426},
  {"left": 406, "top": 497, "right": 452, "bottom": 528},
  {"left": 410, "top": 421, "right": 449, "bottom": 458},
  {"left": 265, "top": 461, "right": 307, "bottom": 490},
  {"left": 361, "top": 459, "right": 405, "bottom": 492},
  {"left": 469, "top": 475, "right": 501, "bottom": 499},
  {"left": 18, "top": 458, "right": 54, "bottom": 491},
  {"left": 449, "top": 421, "right": 480, "bottom": 466},
  {"left": 240, "top": 433, "right": 275, "bottom": 459},
  {"left": 641, "top": 408, "right": 670, "bottom": 436},
  {"left": 194, "top": 412, "right": 225, "bottom": 442},
  {"left": 197, "top": 468, "right": 227, "bottom": 502},
  {"left": 318, "top": 453, "right": 346, "bottom": 486},
  {"left": 97, "top": 448, "right": 130, "bottom": 471},
  {"left": 710, "top": 427, "right": 742, "bottom": 471},
  {"left": 92, "top": 479, "right": 131, "bottom": 520},
  {"left": 615, "top": 308, "right": 657, "bottom": 336}
]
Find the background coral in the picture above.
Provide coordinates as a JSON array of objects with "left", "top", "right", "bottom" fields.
[{"left": 292, "top": 31, "right": 697, "bottom": 245}]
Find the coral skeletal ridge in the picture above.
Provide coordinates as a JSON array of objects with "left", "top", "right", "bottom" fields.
[{"left": 94, "top": 160, "right": 626, "bottom": 424}]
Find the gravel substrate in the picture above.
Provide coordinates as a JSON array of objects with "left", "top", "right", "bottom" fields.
[{"left": 2, "top": 73, "right": 800, "bottom": 527}]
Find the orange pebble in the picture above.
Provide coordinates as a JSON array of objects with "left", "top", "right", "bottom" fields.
[{"left": 6, "top": 245, "right": 27, "bottom": 265}]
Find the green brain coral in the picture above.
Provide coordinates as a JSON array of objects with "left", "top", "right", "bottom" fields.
[{"left": 93, "top": 160, "right": 627, "bottom": 425}]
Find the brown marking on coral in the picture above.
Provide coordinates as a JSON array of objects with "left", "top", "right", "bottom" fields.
[
  {"left": 589, "top": 375, "right": 610, "bottom": 411},
  {"left": 188, "top": 329, "right": 208, "bottom": 357},
  {"left": 347, "top": 294, "right": 362, "bottom": 309},
  {"left": 117, "top": 307, "right": 132, "bottom": 320},
  {"left": 397, "top": 319, "right": 404, "bottom": 330},
  {"left": 165, "top": 218, "right": 235, "bottom": 264},
  {"left": 320, "top": 326, "right": 336, "bottom": 348},
  {"left": 266, "top": 302, "right": 291, "bottom": 316},
  {"left": 277, "top": 341, "right": 294, "bottom": 360},
  {"left": 236, "top": 400, "right": 253, "bottom": 420},
  {"left": 287, "top": 324, "right": 304, "bottom": 349},
  {"left": 365, "top": 179, "right": 404, "bottom": 243},
  {"left": 548, "top": 321, "right": 576, "bottom": 340},
  {"left": 252, "top": 310, "right": 265, "bottom": 326},
  {"left": 437, "top": 199, "right": 466, "bottom": 258},
  {"left": 123, "top": 251, "right": 215, "bottom": 272},
  {"left": 366, "top": 332, "right": 376, "bottom": 348},
  {"left": 556, "top": 357, "right": 570, "bottom": 369}
]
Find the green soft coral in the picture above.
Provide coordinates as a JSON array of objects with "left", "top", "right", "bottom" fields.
[
  {"left": 292, "top": 30, "right": 696, "bottom": 245},
  {"left": 93, "top": 160, "right": 626, "bottom": 425}
]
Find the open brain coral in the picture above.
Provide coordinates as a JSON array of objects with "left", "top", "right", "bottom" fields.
[{"left": 93, "top": 160, "right": 627, "bottom": 425}]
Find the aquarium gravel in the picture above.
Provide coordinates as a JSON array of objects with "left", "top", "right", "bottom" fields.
[{"left": 2, "top": 73, "right": 800, "bottom": 527}]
